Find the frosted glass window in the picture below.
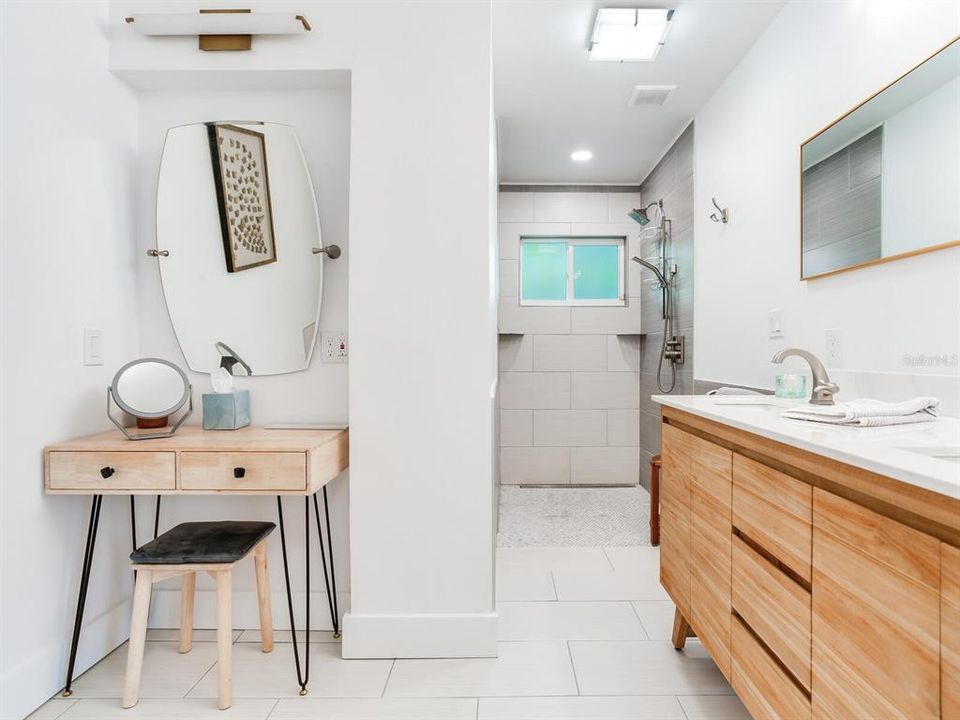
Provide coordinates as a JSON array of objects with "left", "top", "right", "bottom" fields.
[
  {"left": 573, "top": 244, "right": 620, "bottom": 300},
  {"left": 521, "top": 241, "right": 568, "bottom": 301},
  {"left": 519, "top": 237, "right": 624, "bottom": 306}
]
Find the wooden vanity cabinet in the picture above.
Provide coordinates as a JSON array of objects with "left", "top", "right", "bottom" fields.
[
  {"left": 658, "top": 407, "right": 957, "bottom": 720},
  {"left": 812, "top": 488, "right": 940, "bottom": 720},
  {"left": 941, "top": 543, "right": 960, "bottom": 719},
  {"left": 660, "top": 424, "right": 692, "bottom": 618}
]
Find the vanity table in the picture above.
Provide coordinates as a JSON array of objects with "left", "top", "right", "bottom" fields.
[
  {"left": 44, "top": 425, "right": 349, "bottom": 698},
  {"left": 653, "top": 395, "right": 959, "bottom": 719}
]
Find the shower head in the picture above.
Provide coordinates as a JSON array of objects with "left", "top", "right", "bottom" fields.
[
  {"left": 628, "top": 200, "right": 663, "bottom": 226},
  {"left": 632, "top": 256, "right": 669, "bottom": 288}
]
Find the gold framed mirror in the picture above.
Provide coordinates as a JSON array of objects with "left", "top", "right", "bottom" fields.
[{"left": 800, "top": 36, "right": 959, "bottom": 280}]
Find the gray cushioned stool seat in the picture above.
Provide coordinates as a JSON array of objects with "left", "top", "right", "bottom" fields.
[{"left": 130, "top": 521, "right": 276, "bottom": 565}]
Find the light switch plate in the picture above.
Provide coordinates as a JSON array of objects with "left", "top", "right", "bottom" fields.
[
  {"left": 768, "top": 309, "right": 784, "bottom": 338},
  {"left": 321, "top": 332, "right": 348, "bottom": 363},
  {"left": 84, "top": 328, "right": 104, "bottom": 366}
]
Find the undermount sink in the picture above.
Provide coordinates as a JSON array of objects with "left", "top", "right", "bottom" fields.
[{"left": 898, "top": 446, "right": 960, "bottom": 464}]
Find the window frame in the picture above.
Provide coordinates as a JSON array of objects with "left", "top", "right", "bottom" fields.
[{"left": 518, "top": 235, "right": 626, "bottom": 307}]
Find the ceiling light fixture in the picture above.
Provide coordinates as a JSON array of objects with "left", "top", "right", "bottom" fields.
[
  {"left": 588, "top": 8, "right": 673, "bottom": 62},
  {"left": 570, "top": 150, "right": 593, "bottom": 161}
]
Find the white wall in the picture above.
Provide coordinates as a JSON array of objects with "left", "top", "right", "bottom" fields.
[
  {"left": 110, "top": 0, "right": 498, "bottom": 659},
  {"left": 882, "top": 75, "right": 960, "bottom": 256},
  {"left": 133, "top": 85, "right": 352, "bottom": 629},
  {"left": 695, "top": 1, "right": 960, "bottom": 409},
  {"left": 0, "top": 3, "right": 141, "bottom": 718}
]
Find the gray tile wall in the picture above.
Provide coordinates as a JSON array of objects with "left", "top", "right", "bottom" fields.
[
  {"left": 637, "top": 122, "right": 695, "bottom": 490},
  {"left": 497, "top": 191, "right": 645, "bottom": 486},
  {"left": 802, "top": 126, "right": 882, "bottom": 276}
]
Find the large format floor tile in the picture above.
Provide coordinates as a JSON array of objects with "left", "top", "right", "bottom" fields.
[
  {"left": 186, "top": 642, "right": 392, "bottom": 699},
  {"left": 553, "top": 568, "right": 670, "bottom": 601},
  {"left": 25, "top": 698, "right": 76, "bottom": 719},
  {"left": 604, "top": 546, "right": 661, "bottom": 575},
  {"left": 57, "top": 697, "right": 277, "bottom": 719},
  {"left": 145, "top": 629, "right": 242, "bottom": 643},
  {"left": 268, "top": 698, "right": 478, "bottom": 719},
  {"left": 630, "top": 600, "right": 678, "bottom": 641},
  {"left": 496, "top": 570, "right": 557, "bottom": 601},
  {"left": 570, "top": 640, "right": 734, "bottom": 696},
  {"left": 478, "top": 695, "right": 686, "bottom": 719},
  {"left": 235, "top": 629, "right": 340, "bottom": 644},
  {"left": 496, "top": 546, "right": 611, "bottom": 572},
  {"left": 384, "top": 641, "right": 577, "bottom": 697},
  {"left": 677, "top": 694, "right": 752, "bottom": 719},
  {"left": 67, "top": 641, "right": 219, "bottom": 699},
  {"left": 497, "top": 601, "right": 647, "bottom": 641}
]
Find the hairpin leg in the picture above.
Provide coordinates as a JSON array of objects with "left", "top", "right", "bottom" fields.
[
  {"left": 64, "top": 495, "right": 103, "bottom": 697},
  {"left": 153, "top": 496, "right": 161, "bottom": 539},
  {"left": 276, "top": 496, "right": 310, "bottom": 695},
  {"left": 314, "top": 487, "right": 341, "bottom": 638}
]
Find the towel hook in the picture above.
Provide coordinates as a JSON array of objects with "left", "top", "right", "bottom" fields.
[{"left": 709, "top": 197, "right": 728, "bottom": 224}]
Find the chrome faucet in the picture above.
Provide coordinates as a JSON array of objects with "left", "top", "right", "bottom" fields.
[{"left": 770, "top": 348, "right": 839, "bottom": 405}]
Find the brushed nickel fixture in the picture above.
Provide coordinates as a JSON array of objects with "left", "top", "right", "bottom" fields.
[
  {"left": 124, "top": 9, "right": 311, "bottom": 52},
  {"left": 629, "top": 200, "right": 683, "bottom": 392},
  {"left": 312, "top": 245, "right": 341, "bottom": 259},
  {"left": 771, "top": 348, "right": 839, "bottom": 405},
  {"left": 146, "top": 249, "right": 169, "bottom": 257},
  {"left": 709, "top": 197, "right": 728, "bottom": 223}
]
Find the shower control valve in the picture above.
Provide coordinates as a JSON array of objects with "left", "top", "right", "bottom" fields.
[{"left": 664, "top": 335, "right": 685, "bottom": 364}]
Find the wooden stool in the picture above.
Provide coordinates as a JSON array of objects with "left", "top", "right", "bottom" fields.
[{"left": 122, "top": 521, "right": 276, "bottom": 710}]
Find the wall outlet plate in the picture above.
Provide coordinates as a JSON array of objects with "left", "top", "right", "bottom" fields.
[
  {"left": 321, "top": 332, "right": 348, "bottom": 363},
  {"left": 768, "top": 309, "right": 784, "bottom": 338},
  {"left": 825, "top": 328, "right": 843, "bottom": 365}
]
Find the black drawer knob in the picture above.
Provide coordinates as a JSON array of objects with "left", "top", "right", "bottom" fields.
[
  {"left": 100, "top": 466, "right": 115, "bottom": 479},
  {"left": 234, "top": 467, "right": 246, "bottom": 478}
]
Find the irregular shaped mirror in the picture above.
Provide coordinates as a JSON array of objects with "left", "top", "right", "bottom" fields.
[{"left": 156, "top": 121, "right": 325, "bottom": 375}]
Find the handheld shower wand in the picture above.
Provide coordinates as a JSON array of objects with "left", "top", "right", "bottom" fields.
[{"left": 629, "top": 200, "right": 682, "bottom": 393}]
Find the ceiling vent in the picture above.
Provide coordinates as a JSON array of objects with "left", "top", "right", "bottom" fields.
[{"left": 627, "top": 85, "right": 676, "bottom": 107}]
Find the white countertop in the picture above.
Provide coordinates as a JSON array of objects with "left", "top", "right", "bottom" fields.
[{"left": 653, "top": 395, "right": 960, "bottom": 500}]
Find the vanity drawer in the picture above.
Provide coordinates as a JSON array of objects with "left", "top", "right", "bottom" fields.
[
  {"left": 732, "top": 615, "right": 811, "bottom": 720},
  {"left": 47, "top": 451, "right": 176, "bottom": 491},
  {"left": 732, "top": 534, "right": 811, "bottom": 690},
  {"left": 180, "top": 452, "right": 306, "bottom": 491},
  {"left": 733, "top": 453, "right": 812, "bottom": 582}
]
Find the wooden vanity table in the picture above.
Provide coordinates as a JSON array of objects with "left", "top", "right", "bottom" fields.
[
  {"left": 44, "top": 426, "right": 349, "bottom": 698},
  {"left": 655, "top": 398, "right": 960, "bottom": 720}
]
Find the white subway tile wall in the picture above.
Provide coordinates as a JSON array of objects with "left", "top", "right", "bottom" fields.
[{"left": 497, "top": 191, "right": 646, "bottom": 486}]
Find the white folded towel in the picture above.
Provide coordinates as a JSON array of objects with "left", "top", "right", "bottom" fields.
[{"left": 781, "top": 397, "right": 940, "bottom": 427}]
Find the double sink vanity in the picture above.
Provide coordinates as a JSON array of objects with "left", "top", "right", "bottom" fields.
[{"left": 654, "top": 394, "right": 959, "bottom": 719}]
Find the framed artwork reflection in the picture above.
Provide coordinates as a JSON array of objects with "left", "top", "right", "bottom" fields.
[{"left": 207, "top": 123, "right": 277, "bottom": 273}]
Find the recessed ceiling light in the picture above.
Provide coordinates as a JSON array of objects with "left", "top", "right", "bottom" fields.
[
  {"left": 571, "top": 150, "right": 593, "bottom": 161},
  {"left": 588, "top": 8, "right": 673, "bottom": 62}
]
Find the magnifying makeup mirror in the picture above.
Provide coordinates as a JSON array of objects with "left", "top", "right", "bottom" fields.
[{"left": 108, "top": 358, "right": 193, "bottom": 440}]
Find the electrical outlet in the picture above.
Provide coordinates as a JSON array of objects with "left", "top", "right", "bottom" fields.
[
  {"left": 83, "top": 328, "right": 103, "bottom": 366},
  {"left": 768, "top": 309, "right": 784, "bottom": 338},
  {"left": 321, "top": 333, "right": 348, "bottom": 363},
  {"left": 825, "top": 328, "right": 843, "bottom": 365}
]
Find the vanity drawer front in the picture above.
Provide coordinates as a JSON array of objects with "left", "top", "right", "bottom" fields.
[
  {"left": 732, "top": 453, "right": 812, "bottom": 583},
  {"left": 47, "top": 451, "right": 176, "bottom": 491},
  {"left": 180, "top": 452, "right": 306, "bottom": 491},
  {"left": 732, "top": 615, "right": 811, "bottom": 720},
  {"left": 732, "top": 534, "right": 811, "bottom": 690}
]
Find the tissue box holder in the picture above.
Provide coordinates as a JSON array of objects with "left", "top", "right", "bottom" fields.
[{"left": 202, "top": 390, "right": 250, "bottom": 430}]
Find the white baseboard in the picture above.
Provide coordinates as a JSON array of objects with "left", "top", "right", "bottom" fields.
[
  {"left": 0, "top": 599, "right": 131, "bottom": 720},
  {"left": 148, "top": 589, "right": 350, "bottom": 630},
  {"left": 341, "top": 612, "right": 498, "bottom": 658}
]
